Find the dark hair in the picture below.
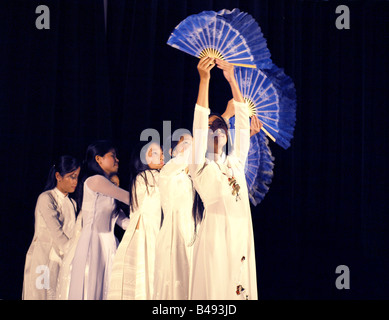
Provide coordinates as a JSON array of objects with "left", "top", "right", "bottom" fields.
[
  {"left": 75, "top": 140, "right": 117, "bottom": 212},
  {"left": 192, "top": 191, "right": 204, "bottom": 231},
  {"left": 128, "top": 140, "right": 160, "bottom": 213},
  {"left": 43, "top": 155, "right": 80, "bottom": 192},
  {"left": 83, "top": 140, "right": 117, "bottom": 178},
  {"left": 209, "top": 113, "right": 228, "bottom": 134},
  {"left": 208, "top": 113, "right": 232, "bottom": 155}
]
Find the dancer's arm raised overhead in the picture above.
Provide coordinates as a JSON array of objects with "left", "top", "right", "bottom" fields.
[
  {"left": 216, "top": 59, "right": 250, "bottom": 165},
  {"left": 190, "top": 57, "right": 215, "bottom": 177}
]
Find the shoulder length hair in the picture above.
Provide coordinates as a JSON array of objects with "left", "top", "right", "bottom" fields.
[{"left": 43, "top": 155, "right": 80, "bottom": 192}]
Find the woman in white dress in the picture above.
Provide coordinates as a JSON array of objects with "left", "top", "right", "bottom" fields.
[
  {"left": 153, "top": 132, "right": 195, "bottom": 300},
  {"left": 55, "top": 205, "right": 84, "bottom": 300},
  {"left": 67, "top": 140, "right": 130, "bottom": 300},
  {"left": 189, "top": 57, "right": 258, "bottom": 300},
  {"left": 108, "top": 141, "right": 164, "bottom": 300},
  {"left": 56, "top": 171, "right": 128, "bottom": 300},
  {"left": 23, "top": 155, "right": 80, "bottom": 300}
]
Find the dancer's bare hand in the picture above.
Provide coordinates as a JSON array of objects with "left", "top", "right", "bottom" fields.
[
  {"left": 197, "top": 57, "right": 216, "bottom": 80},
  {"left": 215, "top": 59, "right": 235, "bottom": 83},
  {"left": 250, "top": 115, "right": 263, "bottom": 137}
]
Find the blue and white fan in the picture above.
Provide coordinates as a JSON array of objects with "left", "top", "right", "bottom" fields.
[
  {"left": 235, "top": 65, "right": 297, "bottom": 149},
  {"left": 167, "top": 8, "right": 272, "bottom": 69},
  {"left": 229, "top": 117, "right": 275, "bottom": 206},
  {"left": 249, "top": 132, "right": 275, "bottom": 206}
]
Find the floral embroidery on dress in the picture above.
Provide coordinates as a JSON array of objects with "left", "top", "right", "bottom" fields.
[
  {"left": 236, "top": 256, "right": 249, "bottom": 299},
  {"left": 228, "top": 176, "right": 241, "bottom": 201},
  {"left": 216, "top": 162, "right": 241, "bottom": 201},
  {"left": 236, "top": 284, "right": 245, "bottom": 295}
]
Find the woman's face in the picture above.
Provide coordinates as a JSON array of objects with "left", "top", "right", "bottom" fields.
[
  {"left": 172, "top": 134, "right": 192, "bottom": 157},
  {"left": 96, "top": 149, "right": 119, "bottom": 176},
  {"left": 208, "top": 115, "right": 228, "bottom": 152},
  {"left": 56, "top": 167, "right": 81, "bottom": 195},
  {"left": 146, "top": 142, "right": 164, "bottom": 170}
]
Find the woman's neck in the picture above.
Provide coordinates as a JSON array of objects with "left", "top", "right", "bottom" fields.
[
  {"left": 207, "top": 149, "right": 224, "bottom": 162},
  {"left": 213, "top": 152, "right": 222, "bottom": 162},
  {"left": 56, "top": 185, "right": 68, "bottom": 197}
]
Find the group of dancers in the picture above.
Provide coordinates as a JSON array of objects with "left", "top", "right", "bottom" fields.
[{"left": 22, "top": 58, "right": 262, "bottom": 300}]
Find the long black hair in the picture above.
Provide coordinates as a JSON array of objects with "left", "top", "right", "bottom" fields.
[
  {"left": 75, "top": 140, "right": 117, "bottom": 212},
  {"left": 43, "top": 155, "right": 80, "bottom": 192},
  {"left": 128, "top": 140, "right": 160, "bottom": 213},
  {"left": 82, "top": 140, "right": 117, "bottom": 178},
  {"left": 192, "top": 191, "right": 204, "bottom": 231}
]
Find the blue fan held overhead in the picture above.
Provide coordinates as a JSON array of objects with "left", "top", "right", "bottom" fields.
[
  {"left": 234, "top": 65, "right": 297, "bottom": 149},
  {"left": 167, "top": 9, "right": 272, "bottom": 69}
]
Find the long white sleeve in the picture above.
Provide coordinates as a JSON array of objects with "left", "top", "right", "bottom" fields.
[
  {"left": 189, "top": 104, "right": 210, "bottom": 178},
  {"left": 231, "top": 100, "right": 250, "bottom": 165},
  {"left": 86, "top": 175, "right": 129, "bottom": 205},
  {"left": 37, "top": 193, "right": 71, "bottom": 251}
]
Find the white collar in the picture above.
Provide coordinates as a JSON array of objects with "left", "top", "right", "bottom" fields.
[{"left": 53, "top": 187, "right": 68, "bottom": 199}]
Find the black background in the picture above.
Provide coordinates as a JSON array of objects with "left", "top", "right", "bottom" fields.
[{"left": 0, "top": 0, "right": 388, "bottom": 300}]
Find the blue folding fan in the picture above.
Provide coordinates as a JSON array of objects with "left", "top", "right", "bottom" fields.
[
  {"left": 249, "top": 132, "right": 275, "bottom": 206},
  {"left": 234, "top": 65, "right": 297, "bottom": 149},
  {"left": 167, "top": 8, "right": 272, "bottom": 69},
  {"left": 229, "top": 117, "right": 275, "bottom": 206}
]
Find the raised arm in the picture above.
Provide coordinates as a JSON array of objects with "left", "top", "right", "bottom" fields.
[
  {"left": 216, "top": 59, "right": 250, "bottom": 164},
  {"left": 189, "top": 57, "right": 215, "bottom": 177},
  {"left": 196, "top": 57, "right": 215, "bottom": 108},
  {"left": 221, "top": 99, "right": 235, "bottom": 124},
  {"left": 232, "top": 100, "right": 250, "bottom": 164},
  {"left": 215, "top": 59, "right": 244, "bottom": 103}
]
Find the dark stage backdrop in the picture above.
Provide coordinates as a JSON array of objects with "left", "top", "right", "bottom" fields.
[{"left": 0, "top": 0, "right": 388, "bottom": 300}]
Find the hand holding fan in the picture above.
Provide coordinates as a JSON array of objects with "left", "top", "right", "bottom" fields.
[
  {"left": 235, "top": 65, "right": 297, "bottom": 149},
  {"left": 167, "top": 8, "right": 272, "bottom": 69}
]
